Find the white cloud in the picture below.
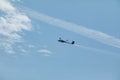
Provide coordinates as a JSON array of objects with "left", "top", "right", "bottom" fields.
[
  {"left": 11, "top": 0, "right": 21, "bottom": 2},
  {"left": 0, "top": 0, "right": 32, "bottom": 53},
  {"left": 37, "top": 49, "right": 52, "bottom": 54},
  {"left": 0, "top": 0, "right": 15, "bottom": 12},
  {"left": 21, "top": 48, "right": 27, "bottom": 53}
]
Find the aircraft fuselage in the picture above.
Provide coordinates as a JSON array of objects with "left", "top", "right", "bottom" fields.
[{"left": 58, "top": 38, "right": 75, "bottom": 45}]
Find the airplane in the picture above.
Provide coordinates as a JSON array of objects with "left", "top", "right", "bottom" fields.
[{"left": 58, "top": 37, "right": 75, "bottom": 45}]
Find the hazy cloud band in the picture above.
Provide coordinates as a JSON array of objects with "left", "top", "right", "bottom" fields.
[{"left": 22, "top": 7, "right": 120, "bottom": 49}]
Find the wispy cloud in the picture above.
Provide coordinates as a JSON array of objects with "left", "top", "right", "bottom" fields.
[
  {"left": 0, "top": 0, "right": 31, "bottom": 53},
  {"left": 21, "top": 7, "right": 120, "bottom": 49},
  {"left": 37, "top": 49, "right": 52, "bottom": 56},
  {"left": 37, "top": 49, "right": 52, "bottom": 54}
]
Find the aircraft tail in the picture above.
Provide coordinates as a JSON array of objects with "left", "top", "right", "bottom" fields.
[{"left": 72, "top": 41, "right": 75, "bottom": 44}]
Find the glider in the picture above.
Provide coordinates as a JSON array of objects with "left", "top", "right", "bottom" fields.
[{"left": 58, "top": 37, "right": 75, "bottom": 45}]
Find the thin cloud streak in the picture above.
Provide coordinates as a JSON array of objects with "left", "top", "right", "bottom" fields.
[
  {"left": 37, "top": 49, "right": 52, "bottom": 56},
  {"left": 22, "top": 7, "right": 120, "bottom": 49},
  {"left": 37, "top": 49, "right": 52, "bottom": 54}
]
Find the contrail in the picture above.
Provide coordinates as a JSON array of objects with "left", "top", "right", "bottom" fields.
[{"left": 20, "top": 6, "right": 120, "bottom": 49}]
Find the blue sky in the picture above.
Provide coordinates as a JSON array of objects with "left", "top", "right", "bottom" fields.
[{"left": 0, "top": 0, "right": 120, "bottom": 80}]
